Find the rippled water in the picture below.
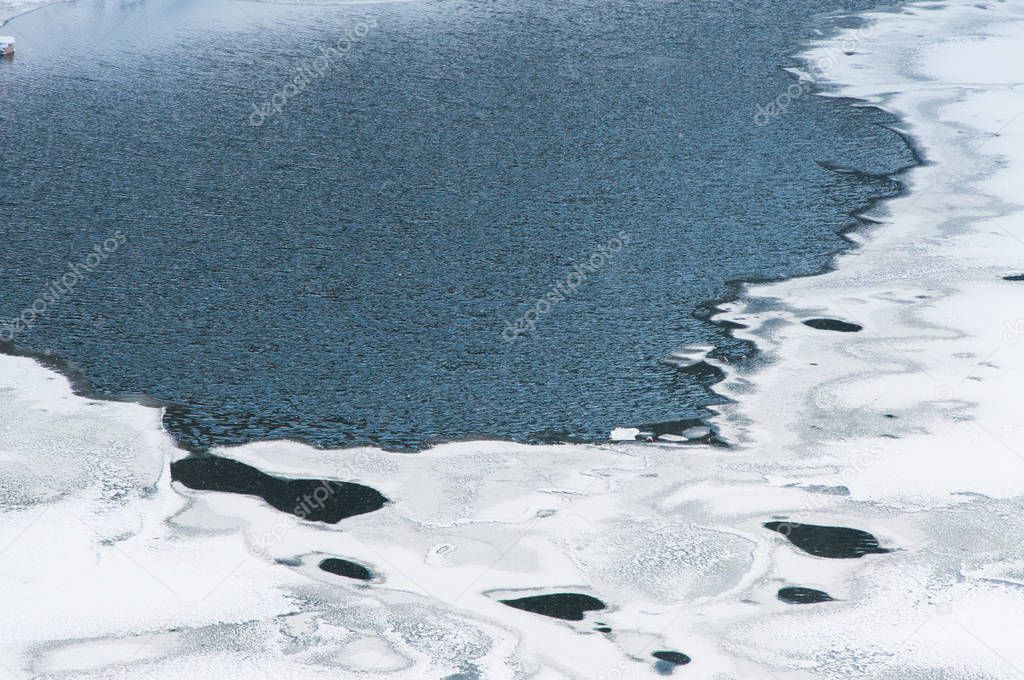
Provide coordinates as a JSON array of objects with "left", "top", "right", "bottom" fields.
[{"left": 0, "top": 0, "right": 911, "bottom": 451}]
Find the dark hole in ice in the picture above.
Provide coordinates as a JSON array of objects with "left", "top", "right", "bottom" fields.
[
  {"left": 652, "top": 650, "right": 691, "bottom": 666},
  {"left": 803, "top": 318, "right": 863, "bottom": 333},
  {"left": 319, "top": 557, "right": 373, "bottom": 581},
  {"left": 170, "top": 456, "right": 388, "bottom": 524},
  {"left": 764, "top": 521, "right": 891, "bottom": 558},
  {"left": 499, "top": 593, "right": 606, "bottom": 621},
  {"left": 777, "top": 586, "right": 834, "bottom": 604},
  {"left": 800, "top": 484, "right": 850, "bottom": 496},
  {"left": 1003, "top": 274, "right": 1024, "bottom": 281}
]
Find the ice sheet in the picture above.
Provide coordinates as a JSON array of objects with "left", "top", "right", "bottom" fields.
[{"left": 5, "top": 0, "right": 1024, "bottom": 677}]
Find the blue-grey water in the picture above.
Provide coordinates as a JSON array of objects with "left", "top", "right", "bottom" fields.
[{"left": 0, "top": 0, "right": 911, "bottom": 452}]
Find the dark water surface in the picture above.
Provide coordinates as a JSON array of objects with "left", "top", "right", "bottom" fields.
[
  {"left": 499, "top": 593, "right": 606, "bottom": 621},
  {"left": 777, "top": 586, "right": 835, "bottom": 604},
  {"left": 764, "top": 521, "right": 894, "bottom": 558},
  {"left": 319, "top": 557, "right": 374, "bottom": 581},
  {"left": 170, "top": 456, "right": 389, "bottom": 522},
  {"left": 0, "top": 0, "right": 912, "bottom": 452}
]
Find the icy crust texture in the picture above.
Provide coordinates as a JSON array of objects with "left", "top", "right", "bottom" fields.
[{"left": 5, "top": 1, "right": 1024, "bottom": 678}]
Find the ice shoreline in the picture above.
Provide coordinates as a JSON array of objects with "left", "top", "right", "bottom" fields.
[
  {"left": 0, "top": 0, "right": 65, "bottom": 27},
  {"left": 4, "top": 0, "right": 1024, "bottom": 678}
]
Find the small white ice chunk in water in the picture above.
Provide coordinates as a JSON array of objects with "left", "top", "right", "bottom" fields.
[
  {"left": 682, "top": 426, "right": 711, "bottom": 439},
  {"left": 609, "top": 427, "right": 640, "bottom": 441},
  {"left": 657, "top": 433, "right": 687, "bottom": 442}
]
